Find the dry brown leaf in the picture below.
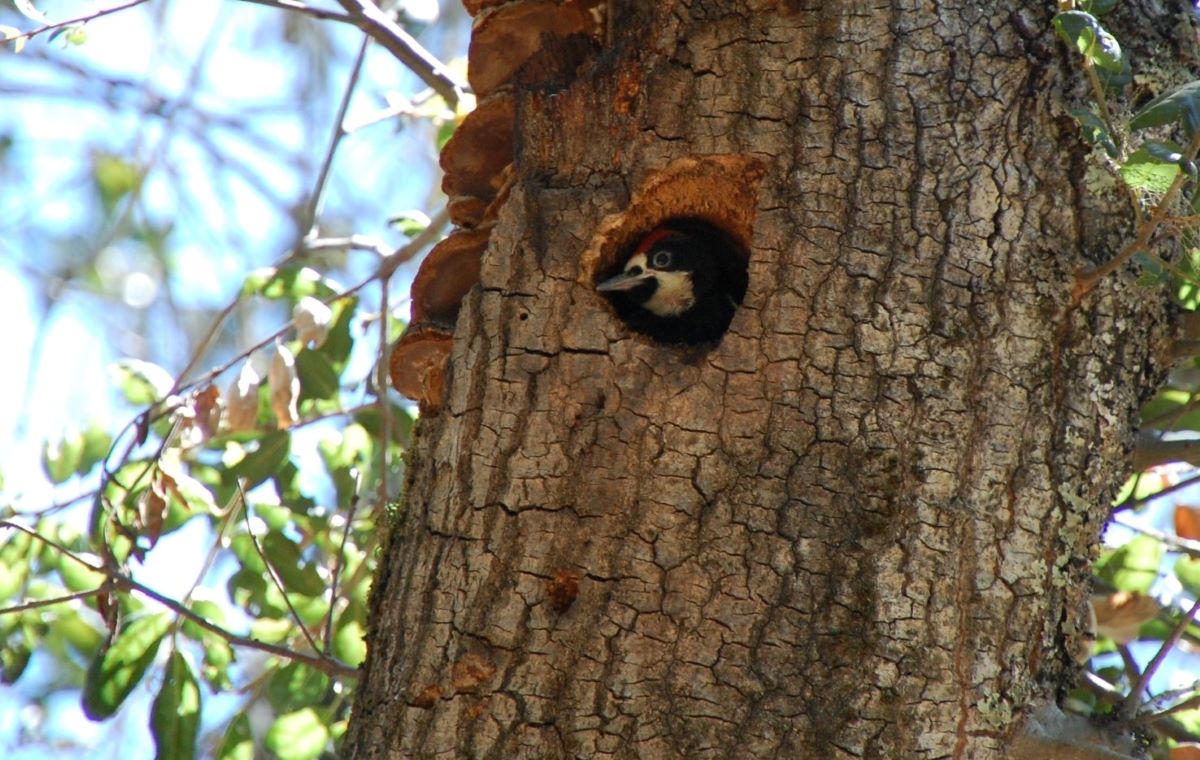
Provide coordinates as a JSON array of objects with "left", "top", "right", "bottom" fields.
[
  {"left": 268, "top": 341, "right": 300, "bottom": 429},
  {"left": 225, "top": 360, "right": 261, "bottom": 432},
  {"left": 1177, "top": 505, "right": 1200, "bottom": 541},
  {"left": 1091, "top": 591, "right": 1159, "bottom": 644},
  {"left": 293, "top": 296, "right": 332, "bottom": 348}
]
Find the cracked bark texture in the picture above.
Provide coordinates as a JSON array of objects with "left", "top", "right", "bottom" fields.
[{"left": 344, "top": 2, "right": 1182, "bottom": 757}]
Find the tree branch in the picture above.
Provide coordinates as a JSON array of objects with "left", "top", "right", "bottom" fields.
[
  {"left": 1119, "top": 595, "right": 1200, "bottom": 721},
  {"left": 0, "top": 520, "right": 358, "bottom": 679},
  {"left": 1, "top": 0, "right": 150, "bottom": 45},
  {"left": 238, "top": 0, "right": 467, "bottom": 105},
  {"left": 333, "top": 0, "right": 467, "bottom": 105}
]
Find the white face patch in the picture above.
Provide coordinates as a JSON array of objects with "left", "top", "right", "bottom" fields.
[
  {"left": 644, "top": 270, "right": 695, "bottom": 316},
  {"left": 617, "top": 251, "right": 696, "bottom": 316}
]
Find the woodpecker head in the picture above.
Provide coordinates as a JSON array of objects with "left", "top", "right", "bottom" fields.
[
  {"left": 596, "top": 220, "right": 746, "bottom": 344},
  {"left": 596, "top": 227, "right": 715, "bottom": 317}
]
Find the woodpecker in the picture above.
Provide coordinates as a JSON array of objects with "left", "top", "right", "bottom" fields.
[{"left": 596, "top": 221, "right": 746, "bottom": 344}]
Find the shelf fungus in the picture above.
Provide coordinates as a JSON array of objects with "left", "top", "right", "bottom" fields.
[
  {"left": 467, "top": 0, "right": 600, "bottom": 98},
  {"left": 410, "top": 227, "right": 490, "bottom": 326},
  {"left": 388, "top": 322, "right": 453, "bottom": 412},
  {"left": 440, "top": 92, "right": 513, "bottom": 228}
]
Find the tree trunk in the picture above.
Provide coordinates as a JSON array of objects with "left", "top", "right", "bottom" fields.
[{"left": 345, "top": 2, "right": 1181, "bottom": 757}]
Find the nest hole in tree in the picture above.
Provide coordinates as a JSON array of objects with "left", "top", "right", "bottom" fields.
[{"left": 582, "top": 154, "right": 763, "bottom": 346}]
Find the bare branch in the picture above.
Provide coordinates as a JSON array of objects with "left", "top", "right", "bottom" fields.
[
  {"left": 1120, "top": 595, "right": 1200, "bottom": 721},
  {"left": 1133, "top": 436, "right": 1200, "bottom": 471},
  {"left": 237, "top": 0, "right": 467, "bottom": 105},
  {"left": 0, "top": 585, "right": 112, "bottom": 616},
  {"left": 332, "top": 0, "right": 466, "bottom": 105},
  {"left": 301, "top": 35, "right": 370, "bottom": 240}
]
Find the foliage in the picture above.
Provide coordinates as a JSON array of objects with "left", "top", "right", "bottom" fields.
[
  {"left": 0, "top": 0, "right": 464, "bottom": 756},
  {"left": 1055, "top": 0, "right": 1200, "bottom": 753}
]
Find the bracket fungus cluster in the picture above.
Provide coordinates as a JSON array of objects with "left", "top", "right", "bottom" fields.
[{"left": 388, "top": 0, "right": 606, "bottom": 412}]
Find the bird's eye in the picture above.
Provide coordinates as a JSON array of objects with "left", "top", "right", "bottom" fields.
[{"left": 651, "top": 250, "right": 673, "bottom": 269}]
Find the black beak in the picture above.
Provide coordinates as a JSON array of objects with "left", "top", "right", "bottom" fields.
[{"left": 597, "top": 269, "right": 655, "bottom": 293}]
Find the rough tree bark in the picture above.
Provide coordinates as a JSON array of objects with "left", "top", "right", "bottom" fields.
[{"left": 345, "top": 2, "right": 1185, "bottom": 757}]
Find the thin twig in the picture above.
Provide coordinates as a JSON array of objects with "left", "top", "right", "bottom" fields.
[
  {"left": 377, "top": 205, "right": 450, "bottom": 281},
  {"left": 1111, "top": 514, "right": 1200, "bottom": 559},
  {"left": 235, "top": 0, "right": 357, "bottom": 24},
  {"left": 1, "top": 0, "right": 150, "bottom": 43},
  {"left": 378, "top": 275, "right": 393, "bottom": 507},
  {"left": 1120, "top": 595, "right": 1200, "bottom": 721},
  {"left": 301, "top": 35, "right": 370, "bottom": 241},
  {"left": 238, "top": 488, "right": 325, "bottom": 658},
  {"left": 0, "top": 585, "right": 112, "bottom": 616},
  {"left": 1076, "top": 129, "right": 1200, "bottom": 297},
  {"left": 303, "top": 235, "right": 393, "bottom": 257},
  {"left": 324, "top": 478, "right": 362, "bottom": 656},
  {"left": 0, "top": 520, "right": 357, "bottom": 679},
  {"left": 333, "top": 0, "right": 466, "bottom": 106},
  {"left": 1113, "top": 470, "right": 1200, "bottom": 513},
  {"left": 1135, "top": 687, "right": 1200, "bottom": 725},
  {"left": 240, "top": 0, "right": 466, "bottom": 104}
]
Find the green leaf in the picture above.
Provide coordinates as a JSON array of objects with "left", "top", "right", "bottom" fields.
[
  {"left": 1052, "top": 11, "right": 1123, "bottom": 72},
  {"left": 229, "top": 534, "right": 268, "bottom": 574},
  {"left": 1095, "top": 536, "right": 1163, "bottom": 594},
  {"left": 333, "top": 617, "right": 367, "bottom": 667},
  {"left": 55, "top": 608, "right": 104, "bottom": 655},
  {"left": 1142, "top": 140, "right": 1196, "bottom": 174},
  {"left": 109, "top": 359, "right": 174, "bottom": 406},
  {"left": 2, "top": 642, "right": 31, "bottom": 683},
  {"left": 1130, "top": 80, "right": 1200, "bottom": 135},
  {"left": 1177, "top": 556, "right": 1200, "bottom": 596},
  {"left": 265, "top": 708, "right": 329, "bottom": 760},
  {"left": 262, "top": 532, "right": 325, "bottom": 597},
  {"left": 257, "top": 265, "right": 336, "bottom": 301},
  {"left": 0, "top": 559, "right": 25, "bottom": 603},
  {"left": 1079, "top": 0, "right": 1117, "bottom": 14},
  {"left": 354, "top": 404, "right": 414, "bottom": 446},
  {"left": 200, "top": 638, "right": 234, "bottom": 690},
  {"left": 436, "top": 119, "right": 457, "bottom": 152},
  {"left": 83, "top": 613, "right": 172, "bottom": 720},
  {"left": 296, "top": 349, "right": 339, "bottom": 401},
  {"left": 318, "top": 297, "right": 356, "bottom": 372},
  {"left": 42, "top": 431, "right": 83, "bottom": 484},
  {"left": 64, "top": 25, "right": 87, "bottom": 45},
  {"left": 180, "top": 599, "right": 227, "bottom": 641},
  {"left": 91, "top": 153, "right": 143, "bottom": 214},
  {"left": 1120, "top": 143, "right": 1183, "bottom": 193},
  {"left": 388, "top": 210, "right": 431, "bottom": 238},
  {"left": 58, "top": 556, "right": 106, "bottom": 593},
  {"left": 151, "top": 651, "right": 200, "bottom": 760},
  {"left": 267, "top": 662, "right": 330, "bottom": 713},
  {"left": 318, "top": 424, "right": 371, "bottom": 472},
  {"left": 1096, "top": 53, "right": 1132, "bottom": 94},
  {"left": 229, "top": 432, "right": 290, "bottom": 489},
  {"left": 78, "top": 425, "right": 113, "bottom": 476},
  {"left": 216, "top": 713, "right": 254, "bottom": 760},
  {"left": 1069, "top": 109, "right": 1118, "bottom": 158},
  {"left": 249, "top": 616, "right": 292, "bottom": 643}
]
